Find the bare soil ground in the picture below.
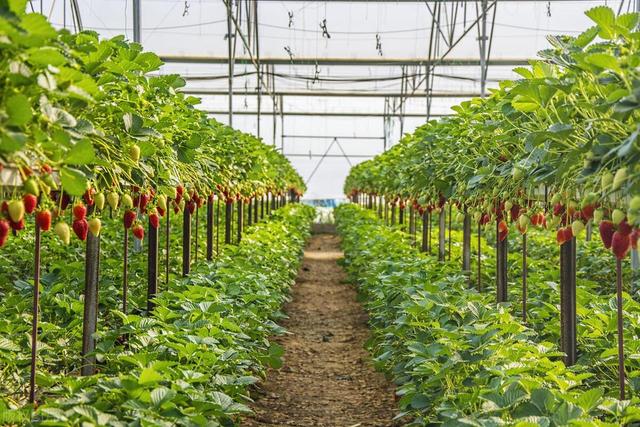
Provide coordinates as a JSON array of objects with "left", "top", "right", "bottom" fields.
[{"left": 242, "top": 234, "right": 397, "bottom": 427}]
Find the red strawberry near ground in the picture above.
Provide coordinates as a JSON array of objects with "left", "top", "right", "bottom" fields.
[
  {"left": 10, "top": 219, "right": 25, "bottom": 231},
  {"left": 149, "top": 210, "right": 160, "bottom": 228},
  {"left": 36, "top": 210, "right": 52, "bottom": 231},
  {"left": 0, "top": 220, "right": 9, "bottom": 247},
  {"left": 73, "top": 203, "right": 87, "bottom": 221},
  {"left": 23, "top": 194, "right": 37, "bottom": 214},
  {"left": 73, "top": 218, "right": 89, "bottom": 241},
  {"left": 132, "top": 223, "right": 145, "bottom": 240},
  {"left": 498, "top": 220, "right": 508, "bottom": 241},
  {"left": 599, "top": 221, "right": 615, "bottom": 249},
  {"left": 123, "top": 210, "right": 136, "bottom": 229},
  {"left": 611, "top": 231, "right": 631, "bottom": 260}
]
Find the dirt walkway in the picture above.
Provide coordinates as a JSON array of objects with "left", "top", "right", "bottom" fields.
[{"left": 243, "top": 234, "right": 397, "bottom": 427}]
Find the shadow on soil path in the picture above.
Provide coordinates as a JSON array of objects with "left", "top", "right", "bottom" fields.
[{"left": 242, "top": 234, "right": 398, "bottom": 427}]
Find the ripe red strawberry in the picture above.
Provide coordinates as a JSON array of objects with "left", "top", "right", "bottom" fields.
[
  {"left": 149, "top": 210, "right": 160, "bottom": 228},
  {"left": 618, "top": 219, "right": 632, "bottom": 236},
  {"left": 156, "top": 206, "right": 165, "bottom": 217},
  {"left": 1, "top": 200, "right": 8, "bottom": 216},
  {"left": 73, "top": 218, "right": 88, "bottom": 241},
  {"left": 553, "top": 203, "right": 565, "bottom": 217},
  {"left": 73, "top": 203, "right": 87, "bottom": 221},
  {"left": 0, "top": 219, "right": 9, "bottom": 247},
  {"left": 599, "top": 221, "right": 615, "bottom": 249},
  {"left": 23, "top": 194, "right": 37, "bottom": 214},
  {"left": 132, "top": 223, "right": 145, "bottom": 240},
  {"left": 510, "top": 204, "right": 521, "bottom": 222},
  {"left": 123, "top": 210, "right": 136, "bottom": 229},
  {"left": 498, "top": 220, "right": 508, "bottom": 241},
  {"left": 556, "top": 226, "right": 573, "bottom": 245},
  {"left": 176, "top": 185, "right": 184, "bottom": 196},
  {"left": 581, "top": 204, "right": 596, "bottom": 220},
  {"left": 36, "top": 210, "right": 52, "bottom": 231},
  {"left": 611, "top": 231, "right": 631, "bottom": 260},
  {"left": 10, "top": 218, "right": 25, "bottom": 231},
  {"left": 83, "top": 188, "right": 95, "bottom": 206},
  {"left": 188, "top": 200, "right": 196, "bottom": 214},
  {"left": 139, "top": 193, "right": 150, "bottom": 211},
  {"left": 41, "top": 164, "right": 53, "bottom": 174}
]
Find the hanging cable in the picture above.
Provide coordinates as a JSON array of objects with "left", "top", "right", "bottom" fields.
[{"left": 320, "top": 18, "right": 331, "bottom": 39}]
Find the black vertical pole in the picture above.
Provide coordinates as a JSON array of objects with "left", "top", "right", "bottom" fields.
[
  {"left": 182, "top": 207, "right": 191, "bottom": 276},
  {"left": 399, "top": 205, "right": 405, "bottom": 227},
  {"left": 206, "top": 195, "right": 214, "bottom": 261},
  {"left": 123, "top": 227, "right": 129, "bottom": 312},
  {"left": 560, "top": 237, "right": 577, "bottom": 365},
  {"left": 165, "top": 203, "right": 170, "bottom": 287},
  {"left": 496, "top": 220, "right": 508, "bottom": 303},
  {"left": 254, "top": 196, "right": 259, "bottom": 223},
  {"left": 261, "top": 195, "right": 265, "bottom": 219},
  {"left": 522, "top": 233, "right": 528, "bottom": 322},
  {"left": 29, "top": 225, "right": 41, "bottom": 403},
  {"left": 194, "top": 204, "right": 199, "bottom": 262},
  {"left": 462, "top": 210, "right": 471, "bottom": 276},
  {"left": 237, "top": 200, "right": 243, "bottom": 243},
  {"left": 448, "top": 204, "right": 452, "bottom": 260},
  {"left": 477, "top": 222, "right": 482, "bottom": 292},
  {"left": 438, "top": 209, "right": 446, "bottom": 261},
  {"left": 616, "top": 259, "right": 626, "bottom": 400},
  {"left": 391, "top": 203, "right": 396, "bottom": 225},
  {"left": 248, "top": 197, "right": 253, "bottom": 226},
  {"left": 428, "top": 211, "right": 432, "bottom": 254},
  {"left": 216, "top": 197, "right": 220, "bottom": 254},
  {"left": 421, "top": 211, "right": 428, "bottom": 252},
  {"left": 81, "top": 232, "right": 100, "bottom": 376},
  {"left": 147, "top": 216, "right": 158, "bottom": 313},
  {"left": 225, "top": 200, "right": 232, "bottom": 244}
]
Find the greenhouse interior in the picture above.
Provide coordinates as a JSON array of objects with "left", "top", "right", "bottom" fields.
[{"left": 1, "top": 0, "right": 640, "bottom": 425}]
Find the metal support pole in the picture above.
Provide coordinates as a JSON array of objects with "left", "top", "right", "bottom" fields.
[
  {"left": 216, "top": 197, "right": 220, "bottom": 254},
  {"left": 248, "top": 197, "right": 253, "bottom": 226},
  {"left": 560, "top": 237, "right": 577, "bottom": 365},
  {"left": 194, "top": 205, "right": 199, "bottom": 262},
  {"left": 421, "top": 211, "right": 428, "bottom": 252},
  {"left": 225, "top": 201, "right": 232, "bottom": 244},
  {"left": 616, "top": 259, "right": 626, "bottom": 400},
  {"left": 462, "top": 210, "right": 471, "bottom": 275},
  {"left": 522, "top": 233, "right": 528, "bottom": 322},
  {"left": 182, "top": 207, "right": 191, "bottom": 276},
  {"left": 133, "top": 0, "right": 141, "bottom": 43},
  {"left": 147, "top": 216, "right": 158, "bottom": 313},
  {"left": 123, "top": 227, "right": 129, "bottom": 313},
  {"left": 391, "top": 203, "right": 396, "bottom": 225},
  {"left": 438, "top": 209, "right": 446, "bottom": 261},
  {"left": 236, "top": 200, "right": 243, "bottom": 243},
  {"left": 496, "top": 220, "right": 508, "bottom": 303},
  {"left": 448, "top": 204, "right": 452, "bottom": 260},
  {"left": 29, "top": 225, "right": 41, "bottom": 403},
  {"left": 254, "top": 1, "right": 261, "bottom": 137},
  {"left": 165, "top": 203, "right": 170, "bottom": 287},
  {"left": 206, "top": 195, "right": 214, "bottom": 260},
  {"left": 81, "top": 232, "right": 100, "bottom": 376},
  {"left": 399, "top": 206, "right": 405, "bottom": 227},
  {"left": 477, "top": 222, "right": 482, "bottom": 292},
  {"left": 479, "top": 0, "right": 488, "bottom": 97}
]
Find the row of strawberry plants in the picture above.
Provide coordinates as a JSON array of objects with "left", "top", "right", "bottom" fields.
[
  {"left": 336, "top": 204, "right": 640, "bottom": 425},
  {"left": 0, "top": 203, "right": 314, "bottom": 425},
  {"left": 344, "top": 5, "right": 638, "bottom": 402},
  {"left": 0, "top": 3, "right": 306, "bottom": 406}
]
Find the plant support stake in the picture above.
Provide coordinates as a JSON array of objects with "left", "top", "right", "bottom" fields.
[
  {"left": 559, "top": 237, "right": 577, "bottom": 365},
  {"left": 81, "top": 232, "right": 100, "bottom": 376},
  {"left": 29, "top": 224, "right": 41, "bottom": 403},
  {"left": 147, "top": 215, "right": 159, "bottom": 313},
  {"left": 616, "top": 258, "right": 626, "bottom": 400},
  {"left": 182, "top": 207, "right": 191, "bottom": 276}
]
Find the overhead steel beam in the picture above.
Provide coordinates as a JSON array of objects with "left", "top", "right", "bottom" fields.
[
  {"left": 132, "top": 0, "right": 141, "bottom": 43},
  {"left": 204, "top": 110, "right": 450, "bottom": 118},
  {"left": 285, "top": 154, "right": 375, "bottom": 159},
  {"left": 182, "top": 88, "right": 481, "bottom": 98},
  {"left": 161, "top": 55, "right": 529, "bottom": 66},
  {"left": 283, "top": 135, "right": 385, "bottom": 140}
]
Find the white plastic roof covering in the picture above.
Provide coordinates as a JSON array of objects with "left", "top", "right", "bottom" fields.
[{"left": 43, "top": 0, "right": 631, "bottom": 199}]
